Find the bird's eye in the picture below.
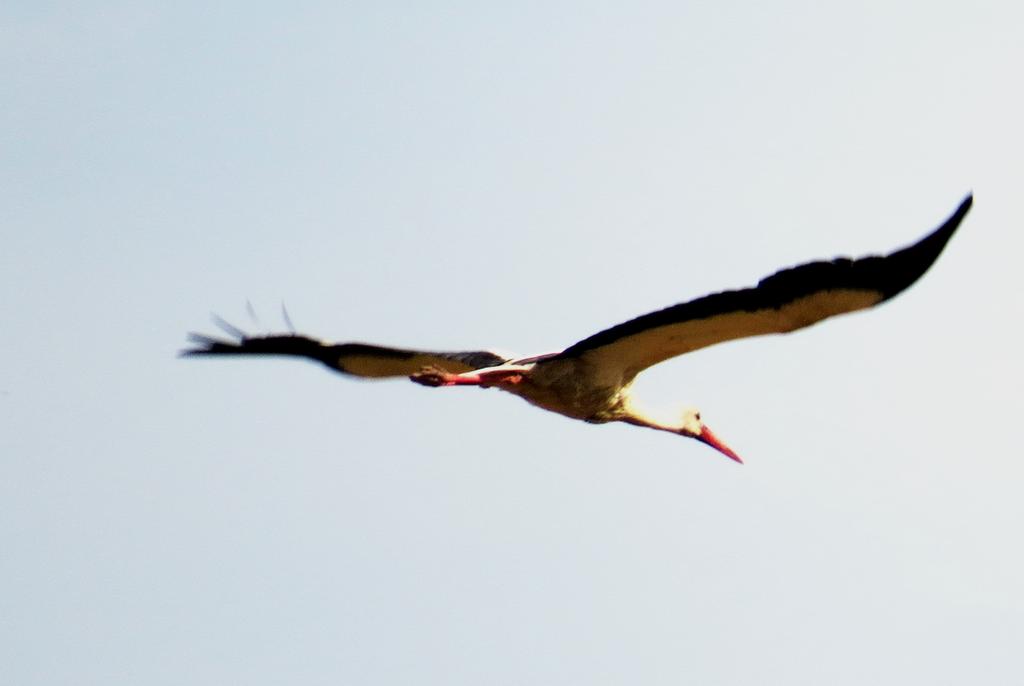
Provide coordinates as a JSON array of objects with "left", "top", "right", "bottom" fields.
[{"left": 694, "top": 412, "right": 701, "bottom": 421}]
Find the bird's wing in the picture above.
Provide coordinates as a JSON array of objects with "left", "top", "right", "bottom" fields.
[
  {"left": 181, "top": 331, "right": 510, "bottom": 379},
  {"left": 555, "top": 195, "right": 972, "bottom": 380}
]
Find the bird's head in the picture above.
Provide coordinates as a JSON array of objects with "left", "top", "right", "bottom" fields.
[
  {"left": 678, "top": 408, "right": 743, "bottom": 464},
  {"left": 620, "top": 399, "right": 743, "bottom": 463}
]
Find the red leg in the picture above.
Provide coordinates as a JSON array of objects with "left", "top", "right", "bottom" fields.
[{"left": 410, "top": 366, "right": 525, "bottom": 388}]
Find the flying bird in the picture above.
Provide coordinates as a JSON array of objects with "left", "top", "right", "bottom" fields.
[{"left": 184, "top": 195, "right": 973, "bottom": 463}]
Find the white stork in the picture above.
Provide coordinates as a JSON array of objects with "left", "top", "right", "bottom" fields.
[{"left": 184, "top": 195, "right": 972, "bottom": 463}]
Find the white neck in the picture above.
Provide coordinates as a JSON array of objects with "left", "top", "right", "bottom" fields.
[{"left": 617, "top": 397, "right": 687, "bottom": 434}]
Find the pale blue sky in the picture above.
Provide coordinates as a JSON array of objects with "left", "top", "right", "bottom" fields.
[{"left": 3, "top": 2, "right": 1022, "bottom": 684}]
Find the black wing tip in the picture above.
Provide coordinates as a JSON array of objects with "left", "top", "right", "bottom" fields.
[
  {"left": 939, "top": 192, "right": 972, "bottom": 233},
  {"left": 180, "top": 309, "right": 311, "bottom": 359},
  {"left": 875, "top": 193, "right": 973, "bottom": 301},
  {"left": 178, "top": 332, "right": 244, "bottom": 357},
  {"left": 936, "top": 193, "right": 973, "bottom": 242},
  {"left": 951, "top": 192, "right": 973, "bottom": 234}
]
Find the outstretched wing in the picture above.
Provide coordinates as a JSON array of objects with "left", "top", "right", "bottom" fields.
[
  {"left": 555, "top": 195, "right": 972, "bottom": 380},
  {"left": 182, "top": 330, "right": 510, "bottom": 379}
]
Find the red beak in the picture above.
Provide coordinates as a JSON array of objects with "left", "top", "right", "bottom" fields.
[{"left": 697, "top": 424, "right": 743, "bottom": 464}]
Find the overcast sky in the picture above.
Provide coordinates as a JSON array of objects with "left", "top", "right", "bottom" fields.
[{"left": 3, "top": 2, "right": 1023, "bottom": 684}]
